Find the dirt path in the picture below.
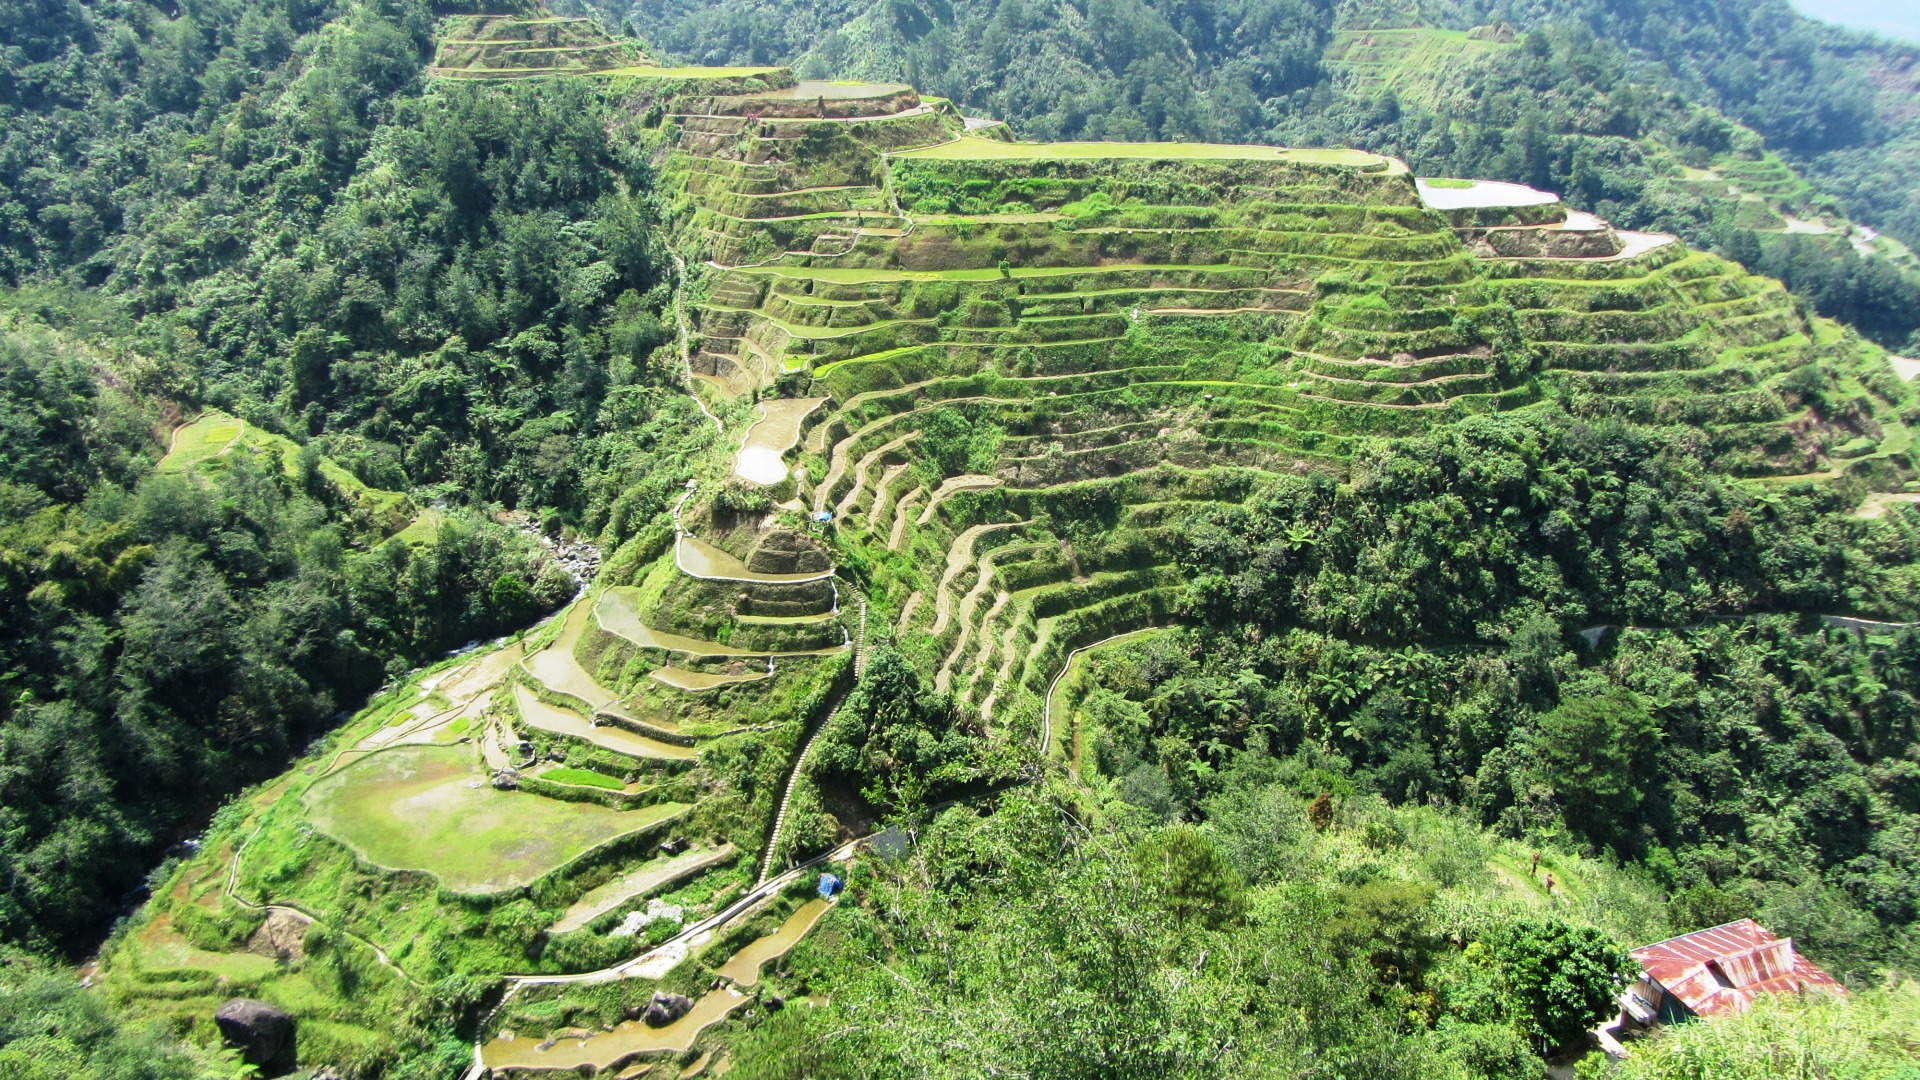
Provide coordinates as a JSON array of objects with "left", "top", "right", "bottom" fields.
[
  {"left": 974, "top": 608, "right": 1030, "bottom": 724},
  {"left": 917, "top": 474, "right": 1001, "bottom": 525},
  {"left": 895, "top": 591, "right": 923, "bottom": 634},
  {"left": 831, "top": 432, "right": 919, "bottom": 519},
  {"left": 223, "top": 823, "right": 424, "bottom": 988},
  {"left": 888, "top": 486, "right": 926, "bottom": 550},
  {"left": 928, "top": 522, "right": 1023, "bottom": 635},
  {"left": 935, "top": 576, "right": 998, "bottom": 693},
  {"left": 1041, "top": 627, "right": 1165, "bottom": 759},
  {"left": 863, "top": 462, "right": 914, "bottom": 530},
  {"left": 935, "top": 541, "right": 1038, "bottom": 692},
  {"left": 669, "top": 249, "right": 724, "bottom": 433},
  {"left": 955, "top": 590, "right": 1012, "bottom": 701},
  {"left": 1853, "top": 492, "right": 1920, "bottom": 519},
  {"left": 812, "top": 414, "right": 913, "bottom": 513}
]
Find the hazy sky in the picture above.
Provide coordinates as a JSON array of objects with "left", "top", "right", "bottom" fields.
[{"left": 1792, "top": 0, "right": 1920, "bottom": 43}]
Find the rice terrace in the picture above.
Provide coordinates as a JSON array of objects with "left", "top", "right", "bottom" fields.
[
  {"left": 14, "top": 0, "right": 1919, "bottom": 1077},
  {"left": 301, "top": 744, "right": 689, "bottom": 893}
]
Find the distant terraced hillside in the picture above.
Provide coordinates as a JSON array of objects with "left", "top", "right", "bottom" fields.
[
  {"left": 630, "top": 61, "right": 1912, "bottom": 765},
  {"left": 431, "top": 11, "right": 656, "bottom": 77}
]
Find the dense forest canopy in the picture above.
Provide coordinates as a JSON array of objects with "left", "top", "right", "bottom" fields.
[{"left": 0, "top": 0, "right": 710, "bottom": 953}]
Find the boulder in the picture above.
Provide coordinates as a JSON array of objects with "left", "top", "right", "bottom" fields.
[
  {"left": 214, "top": 998, "right": 295, "bottom": 1069},
  {"left": 641, "top": 991, "right": 694, "bottom": 1027}
]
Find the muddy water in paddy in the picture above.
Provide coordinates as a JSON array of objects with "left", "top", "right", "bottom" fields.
[
  {"left": 512, "top": 685, "right": 695, "bottom": 760},
  {"left": 481, "top": 989, "right": 750, "bottom": 1072},
  {"left": 733, "top": 397, "right": 825, "bottom": 485},
  {"left": 549, "top": 844, "right": 737, "bottom": 934},
  {"left": 715, "top": 899, "right": 832, "bottom": 988},
  {"left": 677, "top": 534, "right": 831, "bottom": 583},
  {"left": 523, "top": 600, "right": 617, "bottom": 709},
  {"left": 597, "top": 588, "right": 847, "bottom": 658},
  {"left": 483, "top": 900, "right": 837, "bottom": 1072},
  {"left": 649, "top": 667, "right": 772, "bottom": 690}
]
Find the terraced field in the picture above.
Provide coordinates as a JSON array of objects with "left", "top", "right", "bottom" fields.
[
  {"left": 162, "top": 409, "right": 418, "bottom": 536},
  {"left": 432, "top": 14, "right": 648, "bottom": 77},
  {"left": 643, "top": 62, "right": 1907, "bottom": 762},
  {"left": 101, "top": 33, "right": 1920, "bottom": 1078},
  {"left": 302, "top": 744, "right": 689, "bottom": 893},
  {"left": 1324, "top": 26, "right": 1522, "bottom": 99}
]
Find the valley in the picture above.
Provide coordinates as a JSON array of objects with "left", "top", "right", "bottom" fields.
[{"left": 85, "top": 9, "right": 1920, "bottom": 1076}]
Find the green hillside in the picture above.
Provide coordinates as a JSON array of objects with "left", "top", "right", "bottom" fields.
[
  {"left": 596, "top": 0, "right": 1920, "bottom": 354},
  {"left": 77, "top": 18, "right": 1920, "bottom": 1074}
]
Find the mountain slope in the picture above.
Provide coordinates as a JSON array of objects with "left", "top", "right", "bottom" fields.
[
  {"left": 82, "top": 28, "right": 1920, "bottom": 1075},
  {"left": 604, "top": 0, "right": 1920, "bottom": 353}
]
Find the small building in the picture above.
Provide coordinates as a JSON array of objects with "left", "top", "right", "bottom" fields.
[{"left": 1621, "top": 919, "right": 1844, "bottom": 1026}]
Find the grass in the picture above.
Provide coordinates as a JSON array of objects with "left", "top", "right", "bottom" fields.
[
  {"left": 130, "top": 914, "right": 282, "bottom": 982},
  {"left": 892, "top": 138, "right": 1389, "bottom": 166},
  {"left": 390, "top": 508, "right": 444, "bottom": 547},
  {"left": 733, "top": 262, "right": 1266, "bottom": 286},
  {"left": 160, "top": 409, "right": 415, "bottom": 535},
  {"left": 302, "top": 744, "right": 686, "bottom": 893},
  {"left": 542, "top": 766, "right": 627, "bottom": 790},
  {"left": 159, "top": 413, "right": 245, "bottom": 471}
]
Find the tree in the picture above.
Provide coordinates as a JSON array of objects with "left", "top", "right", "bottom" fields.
[
  {"left": 1535, "top": 691, "right": 1659, "bottom": 843},
  {"left": 1490, "top": 917, "right": 1634, "bottom": 1051},
  {"left": 490, "top": 573, "right": 535, "bottom": 621},
  {"left": 1133, "top": 824, "right": 1246, "bottom": 929},
  {"left": 811, "top": 647, "right": 977, "bottom": 814}
]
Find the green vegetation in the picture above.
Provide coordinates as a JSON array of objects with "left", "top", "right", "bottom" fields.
[
  {"left": 303, "top": 745, "right": 685, "bottom": 892},
  {"left": 612, "top": 0, "right": 1920, "bottom": 353},
  {"left": 543, "top": 765, "right": 630, "bottom": 789},
  {"left": 895, "top": 139, "right": 1389, "bottom": 165},
  {"left": 724, "top": 786, "right": 1664, "bottom": 1077},
  {"left": 0, "top": 949, "right": 238, "bottom": 1080},
  {"left": 1588, "top": 984, "right": 1920, "bottom": 1079}
]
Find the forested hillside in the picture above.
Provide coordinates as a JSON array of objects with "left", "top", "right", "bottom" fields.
[
  {"left": 1, "top": 0, "right": 1918, "bottom": 1078},
  {"left": 0, "top": 0, "right": 711, "bottom": 955},
  {"left": 607, "top": 0, "right": 1920, "bottom": 353}
]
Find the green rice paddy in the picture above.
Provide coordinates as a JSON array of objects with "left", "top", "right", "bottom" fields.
[
  {"left": 301, "top": 744, "right": 687, "bottom": 893},
  {"left": 158, "top": 413, "right": 246, "bottom": 471},
  {"left": 541, "top": 766, "right": 627, "bottom": 790}
]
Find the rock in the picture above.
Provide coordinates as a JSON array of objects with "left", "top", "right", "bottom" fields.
[
  {"left": 641, "top": 991, "right": 694, "bottom": 1027},
  {"left": 214, "top": 998, "right": 295, "bottom": 1069},
  {"left": 765, "top": 994, "right": 785, "bottom": 1012}
]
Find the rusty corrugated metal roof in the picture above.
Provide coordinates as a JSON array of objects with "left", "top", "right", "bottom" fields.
[{"left": 1630, "top": 919, "right": 1845, "bottom": 1018}]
